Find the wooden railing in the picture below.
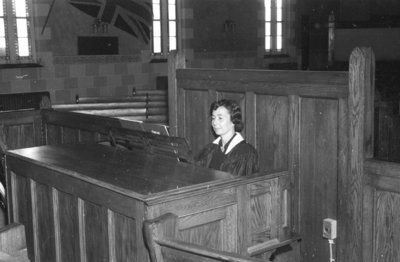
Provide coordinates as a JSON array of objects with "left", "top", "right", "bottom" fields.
[{"left": 143, "top": 213, "right": 300, "bottom": 262}]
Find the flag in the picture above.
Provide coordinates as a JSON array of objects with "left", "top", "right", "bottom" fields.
[{"left": 68, "top": 0, "right": 152, "bottom": 44}]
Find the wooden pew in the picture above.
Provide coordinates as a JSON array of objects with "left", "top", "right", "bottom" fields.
[
  {"left": 143, "top": 213, "right": 300, "bottom": 262},
  {"left": 52, "top": 90, "right": 168, "bottom": 124},
  {"left": 168, "top": 47, "right": 375, "bottom": 262},
  {"left": 0, "top": 223, "right": 29, "bottom": 262}
]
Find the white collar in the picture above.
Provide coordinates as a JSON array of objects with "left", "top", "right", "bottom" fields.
[{"left": 213, "top": 132, "right": 244, "bottom": 154}]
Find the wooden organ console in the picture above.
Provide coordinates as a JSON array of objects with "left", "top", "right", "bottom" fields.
[{"left": 5, "top": 137, "right": 295, "bottom": 261}]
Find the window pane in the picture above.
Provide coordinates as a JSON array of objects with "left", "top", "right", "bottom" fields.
[
  {"left": 169, "top": 36, "right": 176, "bottom": 51},
  {"left": 153, "top": 36, "right": 161, "bottom": 53},
  {"left": 0, "top": 38, "right": 6, "bottom": 56},
  {"left": 265, "top": 36, "right": 271, "bottom": 50},
  {"left": 0, "top": 1, "right": 4, "bottom": 16},
  {"left": 15, "top": 0, "right": 28, "bottom": 17},
  {"left": 264, "top": 0, "right": 271, "bottom": 21},
  {"left": 153, "top": 21, "right": 161, "bottom": 37},
  {"left": 265, "top": 22, "right": 271, "bottom": 36},
  {"left": 168, "top": 0, "right": 175, "bottom": 4},
  {"left": 18, "top": 37, "right": 29, "bottom": 56},
  {"left": 0, "top": 18, "right": 4, "bottom": 36},
  {"left": 277, "top": 8, "right": 282, "bottom": 21},
  {"left": 16, "top": 18, "right": 28, "bottom": 37},
  {"left": 277, "top": 22, "right": 282, "bottom": 36},
  {"left": 276, "top": 0, "right": 282, "bottom": 8},
  {"left": 276, "top": 36, "right": 282, "bottom": 50},
  {"left": 152, "top": 1, "right": 160, "bottom": 19},
  {"left": 168, "top": 4, "right": 176, "bottom": 20},
  {"left": 169, "top": 21, "right": 176, "bottom": 37}
]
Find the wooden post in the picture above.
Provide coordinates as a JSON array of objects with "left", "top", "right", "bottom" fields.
[
  {"left": 168, "top": 51, "right": 186, "bottom": 136},
  {"left": 346, "top": 46, "right": 375, "bottom": 262}
]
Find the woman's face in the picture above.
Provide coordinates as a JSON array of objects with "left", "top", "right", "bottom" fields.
[{"left": 211, "top": 106, "right": 235, "bottom": 137}]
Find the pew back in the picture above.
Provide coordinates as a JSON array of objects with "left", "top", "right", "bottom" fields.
[{"left": 168, "top": 47, "right": 375, "bottom": 262}]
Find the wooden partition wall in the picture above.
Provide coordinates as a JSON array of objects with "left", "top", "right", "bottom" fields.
[
  {"left": 169, "top": 47, "right": 375, "bottom": 262},
  {"left": 0, "top": 110, "right": 43, "bottom": 152}
]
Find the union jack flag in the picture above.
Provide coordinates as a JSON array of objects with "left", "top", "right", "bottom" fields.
[{"left": 68, "top": 0, "right": 152, "bottom": 44}]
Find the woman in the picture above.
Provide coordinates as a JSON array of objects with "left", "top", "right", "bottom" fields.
[{"left": 195, "top": 99, "right": 259, "bottom": 176}]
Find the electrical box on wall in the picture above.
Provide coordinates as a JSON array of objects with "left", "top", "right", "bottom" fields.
[{"left": 322, "top": 218, "right": 337, "bottom": 239}]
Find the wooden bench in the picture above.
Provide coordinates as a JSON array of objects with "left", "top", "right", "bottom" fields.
[
  {"left": 0, "top": 223, "right": 29, "bottom": 262},
  {"left": 52, "top": 90, "right": 168, "bottom": 124},
  {"left": 144, "top": 213, "right": 300, "bottom": 262}
]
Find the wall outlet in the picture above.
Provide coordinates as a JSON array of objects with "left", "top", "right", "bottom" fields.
[{"left": 322, "top": 218, "right": 337, "bottom": 239}]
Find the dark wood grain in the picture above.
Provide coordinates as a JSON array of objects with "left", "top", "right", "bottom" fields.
[
  {"left": 57, "top": 190, "right": 80, "bottom": 262},
  {"left": 0, "top": 110, "right": 43, "bottom": 151},
  {"left": 364, "top": 159, "right": 400, "bottom": 262},
  {"left": 180, "top": 89, "right": 211, "bottom": 155},
  {"left": 347, "top": 47, "right": 370, "bottom": 262},
  {"left": 7, "top": 144, "right": 234, "bottom": 197},
  {"left": 84, "top": 201, "right": 109, "bottom": 262},
  {"left": 256, "top": 94, "right": 288, "bottom": 173}
]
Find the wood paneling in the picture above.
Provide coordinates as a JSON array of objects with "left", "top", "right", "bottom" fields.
[
  {"left": 57, "top": 191, "right": 80, "bottom": 262},
  {"left": 84, "top": 202, "right": 109, "bottom": 261},
  {"left": 181, "top": 90, "right": 211, "bottom": 155},
  {"left": 374, "top": 102, "right": 400, "bottom": 162},
  {"left": 255, "top": 95, "right": 288, "bottom": 172},
  {"left": 374, "top": 191, "right": 400, "bottom": 262},
  {"left": 300, "top": 98, "right": 338, "bottom": 261},
  {"left": 113, "top": 212, "right": 137, "bottom": 262},
  {"left": 0, "top": 110, "right": 43, "bottom": 151},
  {"left": 33, "top": 181, "right": 56, "bottom": 262},
  {"left": 364, "top": 160, "right": 400, "bottom": 262},
  {"left": 174, "top": 68, "right": 348, "bottom": 262}
]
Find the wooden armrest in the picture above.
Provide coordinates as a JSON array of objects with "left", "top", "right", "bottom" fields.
[
  {"left": 247, "top": 235, "right": 301, "bottom": 257},
  {"left": 157, "top": 238, "right": 265, "bottom": 262}
]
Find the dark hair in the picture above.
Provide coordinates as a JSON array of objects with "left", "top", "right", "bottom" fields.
[{"left": 210, "top": 99, "right": 244, "bottom": 132}]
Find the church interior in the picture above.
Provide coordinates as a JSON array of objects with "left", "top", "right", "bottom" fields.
[{"left": 0, "top": 0, "right": 400, "bottom": 261}]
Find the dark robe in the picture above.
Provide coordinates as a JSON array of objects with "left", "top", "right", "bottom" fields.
[{"left": 195, "top": 133, "right": 259, "bottom": 176}]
